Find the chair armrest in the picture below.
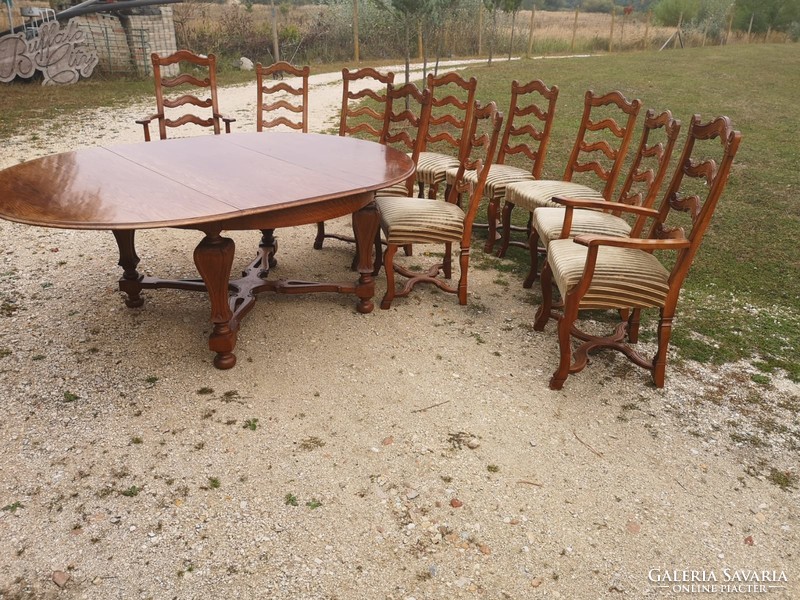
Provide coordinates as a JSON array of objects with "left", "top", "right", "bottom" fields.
[
  {"left": 135, "top": 114, "right": 161, "bottom": 142},
  {"left": 218, "top": 114, "right": 236, "bottom": 134},
  {"left": 135, "top": 114, "right": 160, "bottom": 125},
  {"left": 551, "top": 196, "right": 659, "bottom": 218},
  {"left": 573, "top": 234, "right": 691, "bottom": 250}
]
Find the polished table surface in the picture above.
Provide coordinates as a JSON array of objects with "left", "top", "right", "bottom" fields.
[{"left": 0, "top": 132, "right": 415, "bottom": 367}]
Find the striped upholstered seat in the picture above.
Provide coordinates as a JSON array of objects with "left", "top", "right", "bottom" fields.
[
  {"left": 532, "top": 206, "right": 631, "bottom": 248},
  {"left": 376, "top": 181, "right": 413, "bottom": 198},
  {"left": 377, "top": 196, "right": 465, "bottom": 245},
  {"left": 505, "top": 180, "right": 606, "bottom": 212},
  {"left": 445, "top": 164, "right": 536, "bottom": 201},
  {"left": 416, "top": 152, "right": 460, "bottom": 187},
  {"left": 547, "top": 238, "right": 670, "bottom": 310}
]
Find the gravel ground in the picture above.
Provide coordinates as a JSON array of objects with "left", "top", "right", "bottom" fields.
[{"left": 0, "top": 60, "right": 798, "bottom": 599}]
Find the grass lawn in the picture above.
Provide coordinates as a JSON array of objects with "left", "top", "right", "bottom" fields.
[{"left": 1, "top": 44, "right": 798, "bottom": 381}]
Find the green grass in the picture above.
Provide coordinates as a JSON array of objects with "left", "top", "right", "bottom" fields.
[{"left": 0, "top": 45, "right": 797, "bottom": 378}]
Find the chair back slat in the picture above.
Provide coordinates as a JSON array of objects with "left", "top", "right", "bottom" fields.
[
  {"left": 496, "top": 79, "right": 558, "bottom": 177},
  {"left": 422, "top": 72, "right": 478, "bottom": 160},
  {"left": 447, "top": 101, "right": 504, "bottom": 233},
  {"left": 645, "top": 115, "right": 742, "bottom": 292},
  {"left": 256, "top": 61, "right": 310, "bottom": 133},
  {"left": 380, "top": 83, "right": 433, "bottom": 196},
  {"left": 148, "top": 51, "right": 224, "bottom": 140},
  {"left": 562, "top": 90, "right": 642, "bottom": 199},
  {"left": 339, "top": 67, "right": 394, "bottom": 140},
  {"left": 615, "top": 109, "right": 682, "bottom": 235}
]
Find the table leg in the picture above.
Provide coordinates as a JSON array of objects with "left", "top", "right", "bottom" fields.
[
  {"left": 259, "top": 229, "right": 278, "bottom": 271},
  {"left": 193, "top": 232, "right": 237, "bottom": 369},
  {"left": 353, "top": 201, "right": 379, "bottom": 314},
  {"left": 113, "top": 229, "right": 144, "bottom": 308}
]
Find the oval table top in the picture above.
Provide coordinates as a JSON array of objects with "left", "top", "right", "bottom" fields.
[{"left": 0, "top": 132, "right": 415, "bottom": 230}]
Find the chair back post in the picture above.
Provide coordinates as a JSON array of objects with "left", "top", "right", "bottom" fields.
[
  {"left": 563, "top": 89, "right": 642, "bottom": 198},
  {"left": 651, "top": 115, "right": 742, "bottom": 299},
  {"left": 339, "top": 67, "right": 394, "bottom": 139},
  {"left": 423, "top": 72, "right": 478, "bottom": 160},
  {"left": 380, "top": 83, "right": 433, "bottom": 196},
  {"left": 616, "top": 109, "right": 682, "bottom": 235},
  {"left": 255, "top": 61, "right": 310, "bottom": 133},
  {"left": 496, "top": 79, "right": 559, "bottom": 179},
  {"left": 451, "top": 101, "right": 504, "bottom": 238}
]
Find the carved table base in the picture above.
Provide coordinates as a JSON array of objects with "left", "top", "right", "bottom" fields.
[{"left": 112, "top": 202, "right": 380, "bottom": 369}]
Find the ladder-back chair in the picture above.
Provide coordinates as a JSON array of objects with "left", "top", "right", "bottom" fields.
[
  {"left": 444, "top": 79, "right": 560, "bottom": 253},
  {"left": 524, "top": 109, "right": 682, "bottom": 286},
  {"left": 136, "top": 51, "right": 234, "bottom": 142},
  {"left": 256, "top": 61, "right": 310, "bottom": 132},
  {"left": 534, "top": 115, "right": 742, "bottom": 389},
  {"left": 376, "top": 101, "right": 503, "bottom": 309},
  {"left": 315, "top": 67, "right": 395, "bottom": 251},
  {"left": 501, "top": 90, "right": 642, "bottom": 255},
  {"left": 414, "top": 72, "right": 478, "bottom": 200}
]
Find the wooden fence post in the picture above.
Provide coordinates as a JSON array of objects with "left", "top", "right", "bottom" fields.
[
  {"left": 609, "top": 7, "right": 615, "bottom": 52},
  {"left": 527, "top": 6, "right": 535, "bottom": 57},
  {"left": 478, "top": 3, "right": 484, "bottom": 56},
  {"left": 674, "top": 11, "right": 682, "bottom": 48},
  {"left": 747, "top": 12, "right": 754, "bottom": 43},
  {"left": 570, "top": 9, "right": 579, "bottom": 52},
  {"left": 644, "top": 11, "right": 651, "bottom": 50},
  {"left": 353, "top": 0, "right": 360, "bottom": 62}
]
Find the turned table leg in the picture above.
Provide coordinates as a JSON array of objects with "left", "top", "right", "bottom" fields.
[
  {"left": 113, "top": 229, "right": 145, "bottom": 308},
  {"left": 352, "top": 200, "right": 379, "bottom": 314},
  {"left": 193, "top": 231, "right": 237, "bottom": 369}
]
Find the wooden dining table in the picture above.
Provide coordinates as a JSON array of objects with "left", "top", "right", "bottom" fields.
[{"left": 0, "top": 132, "right": 415, "bottom": 368}]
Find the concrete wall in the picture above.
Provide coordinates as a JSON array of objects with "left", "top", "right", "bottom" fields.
[{"left": 73, "top": 6, "right": 178, "bottom": 77}]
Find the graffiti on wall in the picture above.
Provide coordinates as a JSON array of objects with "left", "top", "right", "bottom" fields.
[{"left": 0, "top": 20, "right": 99, "bottom": 84}]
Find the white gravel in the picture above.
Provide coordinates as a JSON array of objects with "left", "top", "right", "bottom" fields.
[{"left": 0, "top": 60, "right": 798, "bottom": 599}]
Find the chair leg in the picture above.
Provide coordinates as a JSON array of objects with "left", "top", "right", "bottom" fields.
[
  {"left": 314, "top": 221, "right": 326, "bottom": 249},
  {"left": 496, "top": 202, "right": 515, "bottom": 258},
  {"left": 443, "top": 242, "right": 452, "bottom": 279},
  {"left": 628, "top": 309, "right": 641, "bottom": 343},
  {"left": 428, "top": 182, "right": 439, "bottom": 199},
  {"left": 523, "top": 228, "right": 542, "bottom": 289},
  {"left": 484, "top": 198, "right": 499, "bottom": 253},
  {"left": 417, "top": 182, "right": 425, "bottom": 198},
  {"left": 380, "top": 244, "right": 399, "bottom": 310},
  {"left": 457, "top": 245, "right": 470, "bottom": 305},
  {"left": 533, "top": 260, "right": 554, "bottom": 332},
  {"left": 550, "top": 296, "right": 579, "bottom": 390},
  {"left": 652, "top": 309, "right": 674, "bottom": 388}
]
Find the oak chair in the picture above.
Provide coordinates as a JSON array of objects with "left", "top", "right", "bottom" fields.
[
  {"left": 533, "top": 115, "right": 742, "bottom": 389},
  {"left": 314, "top": 67, "right": 395, "bottom": 251},
  {"left": 255, "top": 61, "right": 310, "bottom": 132},
  {"left": 376, "top": 100, "right": 503, "bottom": 309},
  {"left": 500, "top": 90, "right": 643, "bottom": 257},
  {"left": 254, "top": 61, "right": 310, "bottom": 270},
  {"left": 414, "top": 72, "right": 478, "bottom": 200},
  {"left": 136, "top": 51, "right": 235, "bottom": 142},
  {"left": 443, "top": 79, "right": 560, "bottom": 253},
  {"left": 524, "top": 109, "right": 682, "bottom": 287}
]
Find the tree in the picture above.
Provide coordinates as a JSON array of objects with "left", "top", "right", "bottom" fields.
[
  {"left": 501, "top": 0, "right": 523, "bottom": 60},
  {"left": 733, "top": 0, "right": 800, "bottom": 34},
  {"left": 377, "top": 0, "right": 428, "bottom": 83}
]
